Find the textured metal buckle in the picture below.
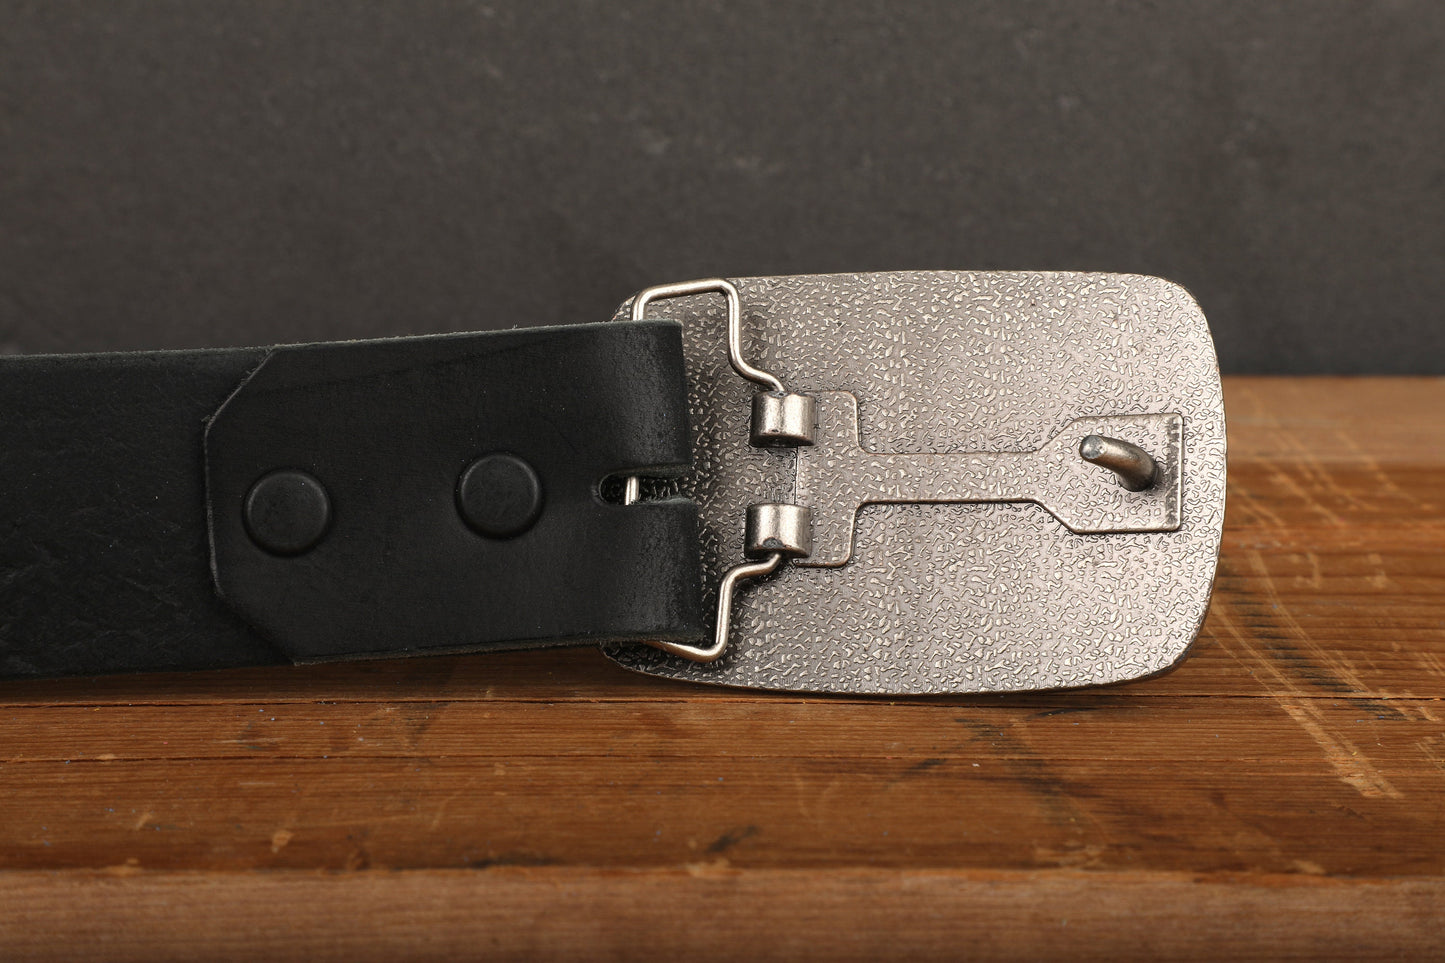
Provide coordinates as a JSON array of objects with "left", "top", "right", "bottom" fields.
[{"left": 607, "top": 272, "right": 1226, "bottom": 695}]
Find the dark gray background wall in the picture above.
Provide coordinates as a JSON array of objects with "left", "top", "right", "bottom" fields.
[{"left": 1, "top": 0, "right": 1441, "bottom": 372}]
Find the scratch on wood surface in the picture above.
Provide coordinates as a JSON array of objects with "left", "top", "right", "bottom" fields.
[
  {"left": 1244, "top": 550, "right": 1376, "bottom": 698},
  {"left": 1417, "top": 738, "right": 1445, "bottom": 773},
  {"left": 794, "top": 772, "right": 848, "bottom": 826},
  {"left": 131, "top": 812, "right": 153, "bottom": 831},
  {"left": 1292, "top": 552, "right": 1324, "bottom": 590},
  {"left": 1213, "top": 605, "right": 1402, "bottom": 799},
  {"left": 100, "top": 859, "right": 142, "bottom": 877},
  {"left": 683, "top": 858, "right": 733, "bottom": 876},
  {"left": 1391, "top": 701, "right": 1442, "bottom": 723},
  {"left": 1228, "top": 476, "right": 1289, "bottom": 531},
  {"left": 1260, "top": 410, "right": 1373, "bottom": 512},
  {"left": 1418, "top": 653, "right": 1445, "bottom": 681},
  {"left": 1278, "top": 701, "right": 1401, "bottom": 799},
  {"left": 1265, "top": 463, "right": 1347, "bottom": 527},
  {"left": 1333, "top": 429, "right": 1417, "bottom": 503},
  {"left": 1033, "top": 842, "right": 1106, "bottom": 870},
  {"left": 427, "top": 776, "right": 480, "bottom": 831},
  {"left": 1364, "top": 552, "right": 1395, "bottom": 590}
]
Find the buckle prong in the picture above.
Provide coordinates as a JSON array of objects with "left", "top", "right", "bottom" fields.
[{"left": 1079, "top": 434, "right": 1159, "bottom": 491}]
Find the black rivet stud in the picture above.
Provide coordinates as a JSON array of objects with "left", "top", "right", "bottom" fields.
[
  {"left": 457, "top": 453, "right": 543, "bottom": 538},
  {"left": 244, "top": 470, "right": 333, "bottom": 556}
]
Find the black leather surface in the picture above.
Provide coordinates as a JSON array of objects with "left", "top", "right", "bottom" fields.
[
  {"left": 206, "top": 322, "right": 705, "bottom": 663},
  {"left": 0, "top": 322, "right": 704, "bottom": 679},
  {"left": 0, "top": 347, "right": 278, "bottom": 677}
]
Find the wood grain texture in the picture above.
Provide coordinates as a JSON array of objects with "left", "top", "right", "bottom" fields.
[
  {"left": 5, "top": 869, "right": 1445, "bottom": 963},
  {"left": 1, "top": 376, "right": 1443, "bottom": 960}
]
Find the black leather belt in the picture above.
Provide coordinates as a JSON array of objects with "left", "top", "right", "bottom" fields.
[{"left": 0, "top": 272, "right": 1228, "bottom": 695}]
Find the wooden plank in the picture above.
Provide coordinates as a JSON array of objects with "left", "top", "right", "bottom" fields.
[
  {"left": 0, "top": 376, "right": 1442, "bottom": 956},
  {"left": 2, "top": 868, "right": 1444, "bottom": 963},
  {"left": 1224, "top": 376, "right": 1445, "bottom": 464},
  {"left": 1, "top": 696, "right": 1441, "bottom": 874}
]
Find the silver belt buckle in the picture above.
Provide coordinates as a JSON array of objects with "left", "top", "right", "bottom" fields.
[{"left": 605, "top": 271, "right": 1226, "bottom": 695}]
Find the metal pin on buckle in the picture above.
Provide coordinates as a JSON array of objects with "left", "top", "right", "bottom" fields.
[{"left": 606, "top": 271, "right": 1226, "bottom": 695}]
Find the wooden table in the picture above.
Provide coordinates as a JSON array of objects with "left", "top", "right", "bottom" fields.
[{"left": 2, "top": 377, "right": 1442, "bottom": 961}]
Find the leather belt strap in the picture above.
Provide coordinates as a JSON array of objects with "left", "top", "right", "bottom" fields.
[{"left": 0, "top": 321, "right": 705, "bottom": 679}]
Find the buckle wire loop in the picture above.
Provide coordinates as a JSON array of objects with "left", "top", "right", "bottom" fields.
[
  {"left": 627, "top": 279, "right": 816, "bottom": 663},
  {"left": 644, "top": 551, "right": 783, "bottom": 663},
  {"left": 631, "top": 279, "right": 781, "bottom": 391}
]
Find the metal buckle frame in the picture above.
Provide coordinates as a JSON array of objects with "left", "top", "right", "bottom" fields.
[{"left": 609, "top": 271, "right": 1225, "bottom": 695}]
